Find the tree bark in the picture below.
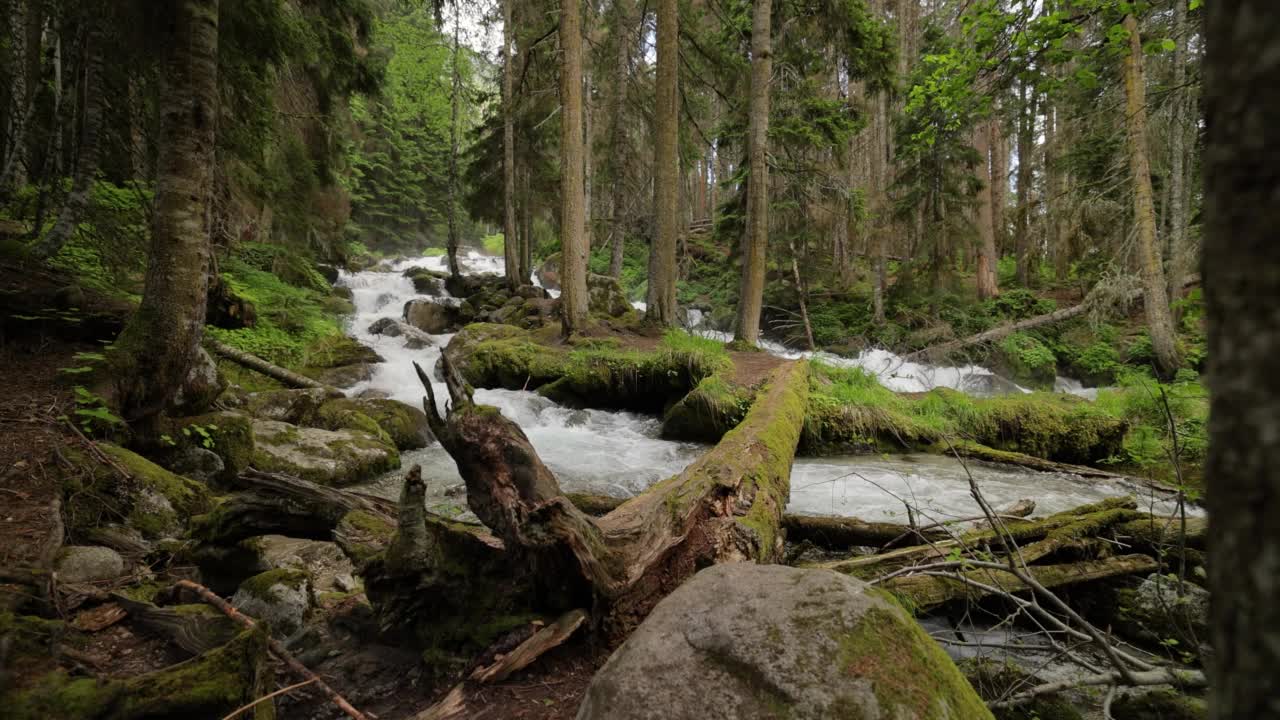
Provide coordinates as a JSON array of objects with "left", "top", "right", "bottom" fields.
[
  {"left": 645, "top": 0, "right": 678, "bottom": 326},
  {"left": 111, "top": 0, "right": 218, "bottom": 429},
  {"left": 446, "top": 5, "right": 462, "bottom": 280},
  {"left": 1122, "top": 13, "right": 1180, "bottom": 378},
  {"left": 1203, "top": 3, "right": 1280, "bottom": 716},
  {"left": 559, "top": 0, "right": 588, "bottom": 336},
  {"left": 1166, "top": 0, "right": 1190, "bottom": 310},
  {"left": 974, "top": 121, "right": 999, "bottom": 299},
  {"left": 502, "top": 0, "right": 520, "bottom": 289},
  {"left": 1015, "top": 84, "right": 1038, "bottom": 285},
  {"left": 32, "top": 20, "right": 106, "bottom": 260},
  {"left": 1, "top": 0, "right": 30, "bottom": 194},
  {"left": 734, "top": 0, "right": 772, "bottom": 345},
  {"left": 606, "top": 0, "right": 631, "bottom": 279}
]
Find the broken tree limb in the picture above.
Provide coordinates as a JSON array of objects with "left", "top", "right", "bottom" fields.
[
  {"left": 174, "top": 579, "right": 371, "bottom": 720},
  {"left": 989, "top": 667, "right": 1206, "bottom": 709},
  {"left": 209, "top": 339, "right": 341, "bottom": 394}
]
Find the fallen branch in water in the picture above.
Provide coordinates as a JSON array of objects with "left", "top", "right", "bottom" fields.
[{"left": 174, "top": 579, "right": 370, "bottom": 720}]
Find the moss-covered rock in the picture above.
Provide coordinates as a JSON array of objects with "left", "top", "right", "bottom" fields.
[
  {"left": 251, "top": 419, "right": 399, "bottom": 487},
  {"left": 242, "top": 388, "right": 332, "bottom": 424},
  {"left": 404, "top": 299, "right": 462, "bottom": 334},
  {"left": 231, "top": 568, "right": 313, "bottom": 638},
  {"left": 578, "top": 564, "right": 992, "bottom": 720},
  {"left": 991, "top": 332, "right": 1058, "bottom": 390},
  {"left": 316, "top": 398, "right": 432, "bottom": 450},
  {"left": 169, "top": 411, "right": 255, "bottom": 482},
  {"left": 61, "top": 443, "right": 214, "bottom": 539},
  {"left": 8, "top": 628, "right": 274, "bottom": 720},
  {"left": 587, "top": 273, "right": 630, "bottom": 317},
  {"left": 300, "top": 334, "right": 381, "bottom": 369}
]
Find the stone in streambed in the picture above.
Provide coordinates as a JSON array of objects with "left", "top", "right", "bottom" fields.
[
  {"left": 316, "top": 397, "right": 433, "bottom": 450},
  {"left": 250, "top": 419, "right": 399, "bottom": 487},
  {"left": 587, "top": 273, "right": 630, "bottom": 318},
  {"left": 577, "top": 563, "right": 992, "bottom": 720},
  {"left": 243, "top": 387, "right": 332, "bottom": 424}
]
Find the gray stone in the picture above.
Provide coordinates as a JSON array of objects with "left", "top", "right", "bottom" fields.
[
  {"left": 368, "top": 317, "right": 403, "bottom": 337},
  {"left": 232, "top": 568, "right": 313, "bottom": 638},
  {"left": 56, "top": 546, "right": 126, "bottom": 584},
  {"left": 168, "top": 446, "right": 225, "bottom": 484},
  {"left": 577, "top": 563, "right": 991, "bottom": 720},
  {"left": 251, "top": 419, "right": 399, "bottom": 487},
  {"left": 1134, "top": 573, "right": 1211, "bottom": 638},
  {"left": 312, "top": 363, "right": 373, "bottom": 389},
  {"left": 536, "top": 253, "right": 561, "bottom": 291},
  {"left": 173, "top": 347, "right": 225, "bottom": 414}
]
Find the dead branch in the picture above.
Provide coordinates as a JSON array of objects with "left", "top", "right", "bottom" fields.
[{"left": 990, "top": 667, "right": 1206, "bottom": 709}]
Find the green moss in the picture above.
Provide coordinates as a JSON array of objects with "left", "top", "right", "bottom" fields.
[
  {"left": 1111, "top": 689, "right": 1206, "bottom": 720},
  {"left": 237, "top": 568, "right": 309, "bottom": 601},
  {"left": 94, "top": 444, "right": 213, "bottom": 538},
  {"left": 169, "top": 411, "right": 255, "bottom": 482},
  {"left": 9, "top": 629, "right": 273, "bottom": 720},
  {"left": 316, "top": 398, "right": 429, "bottom": 450},
  {"left": 997, "top": 332, "right": 1058, "bottom": 388},
  {"left": 959, "top": 658, "right": 1083, "bottom": 720},
  {"left": 336, "top": 510, "right": 396, "bottom": 566},
  {"left": 661, "top": 375, "right": 753, "bottom": 442},
  {"left": 0, "top": 611, "right": 64, "bottom": 655},
  {"left": 836, "top": 597, "right": 993, "bottom": 720}
]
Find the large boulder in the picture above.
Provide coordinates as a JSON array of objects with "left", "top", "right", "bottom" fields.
[
  {"left": 404, "top": 299, "right": 462, "bottom": 334},
  {"left": 251, "top": 419, "right": 399, "bottom": 487},
  {"left": 62, "top": 443, "right": 213, "bottom": 539},
  {"left": 243, "top": 388, "right": 332, "bottom": 424},
  {"left": 404, "top": 266, "right": 447, "bottom": 296},
  {"left": 587, "top": 273, "right": 630, "bottom": 317},
  {"left": 577, "top": 563, "right": 991, "bottom": 720}
]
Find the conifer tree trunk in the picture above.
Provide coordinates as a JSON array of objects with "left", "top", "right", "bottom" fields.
[
  {"left": 645, "top": 0, "right": 678, "bottom": 326},
  {"left": 502, "top": 0, "right": 520, "bottom": 288},
  {"left": 112, "top": 0, "right": 218, "bottom": 428},
  {"left": 32, "top": 21, "right": 105, "bottom": 260},
  {"left": 446, "top": 6, "right": 462, "bottom": 280},
  {"left": 1166, "top": 0, "right": 1190, "bottom": 308},
  {"left": 974, "top": 122, "right": 999, "bottom": 300},
  {"left": 559, "top": 0, "right": 588, "bottom": 336},
  {"left": 520, "top": 166, "right": 533, "bottom": 281},
  {"left": 584, "top": 67, "right": 595, "bottom": 252},
  {"left": 1015, "top": 84, "right": 1037, "bottom": 285},
  {"left": 990, "top": 111, "right": 1008, "bottom": 258},
  {"left": 734, "top": 0, "right": 772, "bottom": 345},
  {"left": 1122, "top": 13, "right": 1180, "bottom": 378},
  {"left": 1203, "top": 2, "right": 1280, "bottom": 715},
  {"left": 606, "top": 0, "right": 630, "bottom": 279},
  {"left": 1, "top": 0, "right": 29, "bottom": 194}
]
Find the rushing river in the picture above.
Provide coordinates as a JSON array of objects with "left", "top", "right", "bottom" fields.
[{"left": 340, "top": 253, "right": 1185, "bottom": 521}]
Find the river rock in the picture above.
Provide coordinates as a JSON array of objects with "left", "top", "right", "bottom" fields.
[
  {"left": 311, "top": 363, "right": 373, "bottom": 389},
  {"left": 587, "top": 273, "right": 630, "bottom": 317},
  {"left": 250, "top": 419, "right": 399, "bottom": 487},
  {"left": 576, "top": 563, "right": 992, "bottom": 720},
  {"left": 368, "top": 317, "right": 403, "bottom": 337},
  {"left": 56, "top": 546, "right": 126, "bottom": 584},
  {"left": 404, "top": 299, "right": 461, "bottom": 334},
  {"left": 231, "top": 568, "right": 313, "bottom": 638}
]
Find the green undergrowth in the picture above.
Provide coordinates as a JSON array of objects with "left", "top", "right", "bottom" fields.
[
  {"left": 1093, "top": 369, "right": 1208, "bottom": 486},
  {"left": 205, "top": 254, "right": 345, "bottom": 366}
]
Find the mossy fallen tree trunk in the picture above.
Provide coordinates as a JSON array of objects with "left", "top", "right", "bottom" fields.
[{"left": 411, "top": 353, "right": 809, "bottom": 637}]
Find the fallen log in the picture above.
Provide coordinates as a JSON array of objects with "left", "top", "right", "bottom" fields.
[
  {"left": 882, "top": 554, "right": 1159, "bottom": 612},
  {"left": 209, "top": 339, "right": 341, "bottom": 394},
  {"left": 412, "top": 352, "right": 810, "bottom": 635},
  {"left": 784, "top": 498, "right": 1036, "bottom": 551},
  {"left": 909, "top": 275, "right": 1199, "bottom": 361}
]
